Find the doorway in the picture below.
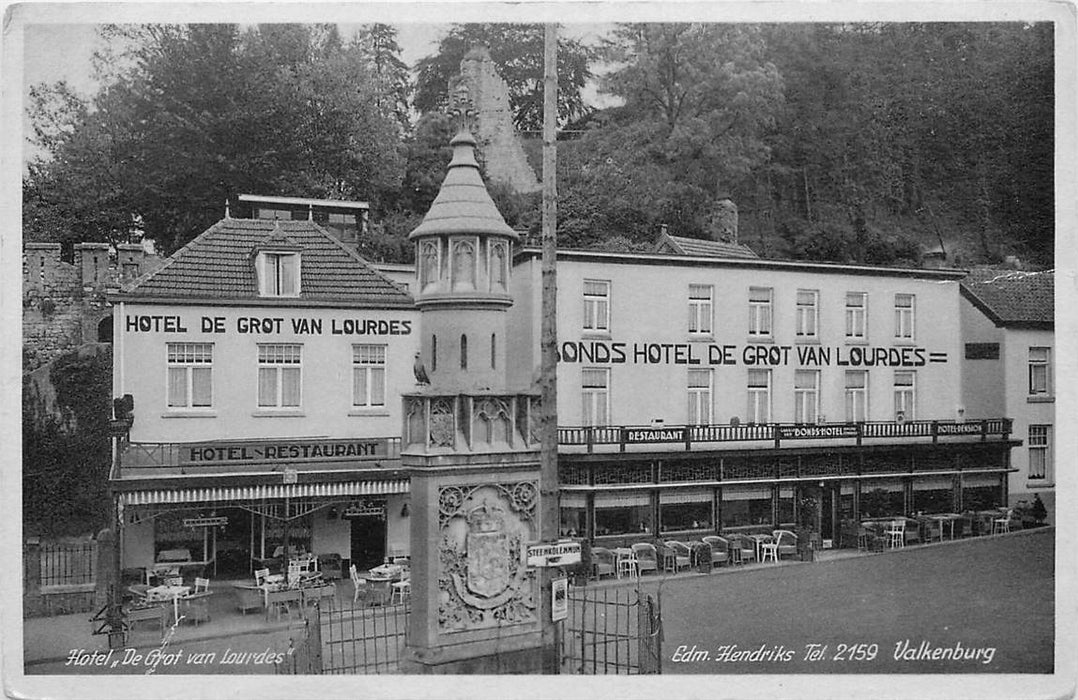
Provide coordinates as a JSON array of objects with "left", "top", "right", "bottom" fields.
[{"left": 349, "top": 516, "right": 387, "bottom": 571}]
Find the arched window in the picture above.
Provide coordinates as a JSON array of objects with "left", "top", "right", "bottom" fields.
[
  {"left": 97, "top": 316, "right": 113, "bottom": 343},
  {"left": 452, "top": 239, "right": 476, "bottom": 290},
  {"left": 420, "top": 240, "right": 440, "bottom": 292},
  {"left": 491, "top": 333, "right": 496, "bottom": 369},
  {"left": 489, "top": 240, "right": 508, "bottom": 291},
  {"left": 460, "top": 334, "right": 468, "bottom": 369},
  {"left": 432, "top": 335, "right": 438, "bottom": 372}
]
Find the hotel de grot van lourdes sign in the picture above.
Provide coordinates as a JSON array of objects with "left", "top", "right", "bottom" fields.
[{"left": 558, "top": 339, "right": 948, "bottom": 367}]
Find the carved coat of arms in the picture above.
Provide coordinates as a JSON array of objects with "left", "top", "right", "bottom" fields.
[{"left": 465, "top": 504, "right": 510, "bottom": 598}]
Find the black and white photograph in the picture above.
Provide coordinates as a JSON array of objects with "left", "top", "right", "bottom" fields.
[{"left": 3, "top": 2, "right": 1074, "bottom": 698}]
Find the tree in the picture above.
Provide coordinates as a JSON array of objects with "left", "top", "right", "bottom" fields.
[
  {"left": 414, "top": 24, "right": 596, "bottom": 131},
  {"left": 357, "top": 24, "right": 413, "bottom": 135},
  {"left": 25, "top": 23, "right": 407, "bottom": 256}
]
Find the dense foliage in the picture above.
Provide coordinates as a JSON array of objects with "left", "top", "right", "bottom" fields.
[
  {"left": 23, "top": 349, "right": 113, "bottom": 537},
  {"left": 24, "top": 22, "right": 1053, "bottom": 266}
]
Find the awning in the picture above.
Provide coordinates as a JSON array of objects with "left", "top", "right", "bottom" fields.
[{"left": 120, "top": 479, "right": 409, "bottom": 506}]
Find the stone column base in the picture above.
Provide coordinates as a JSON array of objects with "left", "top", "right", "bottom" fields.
[{"left": 400, "top": 642, "right": 557, "bottom": 674}]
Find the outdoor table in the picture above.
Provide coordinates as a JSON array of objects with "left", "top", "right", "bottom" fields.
[
  {"left": 144, "top": 584, "right": 191, "bottom": 623},
  {"left": 746, "top": 534, "right": 774, "bottom": 562},
  {"left": 369, "top": 563, "right": 405, "bottom": 581},
  {"left": 361, "top": 574, "right": 393, "bottom": 605},
  {"left": 264, "top": 587, "right": 303, "bottom": 621},
  {"left": 930, "top": 513, "right": 963, "bottom": 541},
  {"left": 123, "top": 602, "right": 167, "bottom": 639}
]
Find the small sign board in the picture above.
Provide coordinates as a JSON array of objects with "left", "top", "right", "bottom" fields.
[
  {"left": 936, "top": 422, "right": 982, "bottom": 435},
  {"left": 283, "top": 468, "right": 298, "bottom": 484},
  {"left": 551, "top": 577, "right": 568, "bottom": 622},
  {"left": 183, "top": 516, "right": 227, "bottom": 528},
  {"left": 622, "top": 427, "right": 687, "bottom": 444},
  {"left": 527, "top": 540, "right": 582, "bottom": 568},
  {"left": 777, "top": 424, "right": 859, "bottom": 440}
]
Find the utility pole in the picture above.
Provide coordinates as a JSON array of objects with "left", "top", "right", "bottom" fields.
[{"left": 539, "top": 22, "right": 560, "bottom": 674}]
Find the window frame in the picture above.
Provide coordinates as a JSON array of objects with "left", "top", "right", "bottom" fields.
[
  {"left": 844, "top": 370, "right": 869, "bottom": 423},
  {"left": 166, "top": 342, "right": 214, "bottom": 409},
  {"left": 893, "top": 370, "right": 916, "bottom": 421},
  {"left": 257, "top": 343, "right": 303, "bottom": 409},
  {"left": 795, "top": 289, "right": 820, "bottom": 339},
  {"left": 351, "top": 344, "right": 387, "bottom": 408},
  {"left": 1028, "top": 424, "right": 1051, "bottom": 481},
  {"left": 688, "top": 284, "right": 714, "bottom": 336},
  {"left": 894, "top": 293, "right": 915, "bottom": 341},
  {"left": 794, "top": 369, "right": 820, "bottom": 424},
  {"left": 748, "top": 287, "right": 773, "bottom": 337},
  {"left": 687, "top": 368, "right": 713, "bottom": 426},
  {"left": 581, "top": 367, "right": 611, "bottom": 427},
  {"left": 583, "top": 279, "right": 611, "bottom": 333},
  {"left": 449, "top": 236, "right": 479, "bottom": 291},
  {"left": 418, "top": 239, "right": 441, "bottom": 292},
  {"left": 1028, "top": 347, "right": 1052, "bottom": 396},
  {"left": 845, "top": 291, "right": 868, "bottom": 340},
  {"left": 257, "top": 251, "right": 301, "bottom": 297},
  {"left": 746, "top": 368, "right": 772, "bottom": 424},
  {"left": 487, "top": 239, "right": 510, "bottom": 292}
]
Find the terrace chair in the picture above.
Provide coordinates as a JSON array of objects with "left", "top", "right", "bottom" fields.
[
  {"left": 185, "top": 577, "right": 211, "bottom": 625},
  {"left": 631, "top": 542, "right": 659, "bottom": 575},
  {"left": 590, "top": 547, "right": 616, "bottom": 580},
  {"left": 884, "top": 520, "right": 906, "bottom": 549},
  {"left": 731, "top": 535, "right": 758, "bottom": 564},
  {"left": 350, "top": 564, "right": 366, "bottom": 604},
  {"left": 701, "top": 536, "right": 730, "bottom": 567},
  {"left": 664, "top": 541, "right": 692, "bottom": 571},
  {"left": 772, "top": 530, "right": 798, "bottom": 559},
  {"left": 992, "top": 509, "right": 1013, "bottom": 535}
]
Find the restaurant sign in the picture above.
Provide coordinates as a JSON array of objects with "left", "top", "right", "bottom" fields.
[
  {"left": 182, "top": 517, "right": 228, "bottom": 528},
  {"left": 622, "top": 427, "right": 687, "bottom": 444},
  {"left": 777, "top": 425, "right": 860, "bottom": 440},
  {"left": 181, "top": 438, "right": 390, "bottom": 466},
  {"left": 936, "top": 423, "right": 982, "bottom": 435}
]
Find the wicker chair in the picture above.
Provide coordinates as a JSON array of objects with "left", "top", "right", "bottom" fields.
[
  {"left": 772, "top": 530, "right": 799, "bottom": 559},
  {"left": 664, "top": 541, "right": 693, "bottom": 571},
  {"left": 591, "top": 547, "right": 616, "bottom": 580},
  {"left": 630, "top": 542, "right": 659, "bottom": 575},
  {"left": 727, "top": 534, "right": 757, "bottom": 564},
  {"left": 701, "top": 536, "right": 730, "bottom": 567}
]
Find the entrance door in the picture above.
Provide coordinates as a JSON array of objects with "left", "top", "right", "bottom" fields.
[
  {"left": 349, "top": 516, "right": 387, "bottom": 571},
  {"left": 820, "top": 487, "right": 835, "bottom": 541}
]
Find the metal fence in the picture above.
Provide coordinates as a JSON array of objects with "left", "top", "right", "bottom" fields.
[
  {"left": 560, "top": 584, "right": 662, "bottom": 674},
  {"left": 276, "top": 596, "right": 410, "bottom": 674},
  {"left": 39, "top": 542, "right": 96, "bottom": 587}
]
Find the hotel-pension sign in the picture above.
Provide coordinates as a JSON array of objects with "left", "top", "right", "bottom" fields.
[{"left": 181, "top": 438, "right": 390, "bottom": 465}]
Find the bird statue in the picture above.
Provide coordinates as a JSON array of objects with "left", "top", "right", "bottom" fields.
[{"left": 413, "top": 352, "right": 430, "bottom": 385}]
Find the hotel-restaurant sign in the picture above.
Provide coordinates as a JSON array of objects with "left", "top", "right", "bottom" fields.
[{"left": 181, "top": 438, "right": 391, "bottom": 466}]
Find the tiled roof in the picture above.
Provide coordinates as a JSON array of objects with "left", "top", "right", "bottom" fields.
[
  {"left": 410, "top": 129, "right": 518, "bottom": 240},
  {"left": 960, "top": 268, "right": 1054, "bottom": 327},
  {"left": 656, "top": 232, "right": 759, "bottom": 259},
  {"left": 117, "top": 219, "right": 413, "bottom": 307}
]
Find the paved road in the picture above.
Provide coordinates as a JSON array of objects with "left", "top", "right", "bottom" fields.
[{"left": 641, "top": 529, "right": 1053, "bottom": 674}]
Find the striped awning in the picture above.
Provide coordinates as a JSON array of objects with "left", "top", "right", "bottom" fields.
[{"left": 119, "top": 479, "right": 409, "bottom": 506}]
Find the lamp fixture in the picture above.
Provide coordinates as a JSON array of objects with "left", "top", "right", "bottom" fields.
[{"left": 401, "top": 502, "right": 410, "bottom": 518}]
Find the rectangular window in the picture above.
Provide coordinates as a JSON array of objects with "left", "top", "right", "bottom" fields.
[
  {"left": 167, "top": 343, "right": 213, "bottom": 408},
  {"left": 581, "top": 368, "right": 610, "bottom": 427},
  {"left": 352, "top": 344, "right": 386, "bottom": 407},
  {"left": 748, "top": 287, "right": 772, "bottom": 337},
  {"left": 844, "top": 370, "right": 868, "bottom": 422},
  {"left": 583, "top": 280, "right": 610, "bottom": 332},
  {"left": 258, "top": 344, "right": 302, "bottom": 408},
  {"left": 1028, "top": 347, "right": 1052, "bottom": 395},
  {"left": 894, "top": 293, "right": 915, "bottom": 340},
  {"left": 795, "top": 290, "right": 819, "bottom": 338},
  {"left": 687, "top": 369, "right": 712, "bottom": 425},
  {"left": 794, "top": 369, "right": 820, "bottom": 423},
  {"left": 893, "top": 371, "right": 915, "bottom": 420},
  {"left": 746, "top": 369, "right": 771, "bottom": 424},
  {"left": 1028, "top": 425, "right": 1051, "bottom": 480},
  {"left": 261, "top": 253, "right": 300, "bottom": 296},
  {"left": 845, "top": 292, "right": 867, "bottom": 339},
  {"left": 688, "top": 285, "right": 713, "bottom": 335}
]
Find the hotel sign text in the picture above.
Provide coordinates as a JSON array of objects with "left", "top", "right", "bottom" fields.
[
  {"left": 622, "top": 427, "right": 687, "bottom": 444},
  {"left": 777, "top": 425, "right": 860, "bottom": 440},
  {"left": 559, "top": 341, "right": 948, "bottom": 368},
  {"left": 182, "top": 438, "right": 390, "bottom": 465}
]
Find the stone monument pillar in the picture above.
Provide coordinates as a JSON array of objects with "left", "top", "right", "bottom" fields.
[{"left": 400, "top": 99, "right": 546, "bottom": 673}]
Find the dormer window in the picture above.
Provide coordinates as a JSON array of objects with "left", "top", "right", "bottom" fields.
[{"left": 257, "top": 251, "right": 301, "bottom": 297}]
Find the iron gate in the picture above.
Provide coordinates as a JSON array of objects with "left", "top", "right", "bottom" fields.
[
  {"left": 276, "top": 596, "right": 409, "bottom": 674},
  {"left": 560, "top": 583, "right": 662, "bottom": 674}
]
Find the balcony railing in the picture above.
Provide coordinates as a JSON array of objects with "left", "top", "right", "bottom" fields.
[{"left": 558, "top": 419, "right": 1013, "bottom": 454}]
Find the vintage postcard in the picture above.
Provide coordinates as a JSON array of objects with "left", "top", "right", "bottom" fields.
[{"left": 4, "top": 1, "right": 1074, "bottom": 698}]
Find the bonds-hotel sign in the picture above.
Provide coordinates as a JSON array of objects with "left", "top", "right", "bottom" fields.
[
  {"left": 182, "top": 438, "right": 390, "bottom": 466},
  {"left": 776, "top": 425, "right": 860, "bottom": 440}
]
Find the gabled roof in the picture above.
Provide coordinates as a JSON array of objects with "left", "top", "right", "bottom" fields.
[
  {"left": 114, "top": 218, "right": 413, "bottom": 308},
  {"left": 960, "top": 268, "right": 1054, "bottom": 329},
  {"left": 655, "top": 232, "right": 759, "bottom": 259}
]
